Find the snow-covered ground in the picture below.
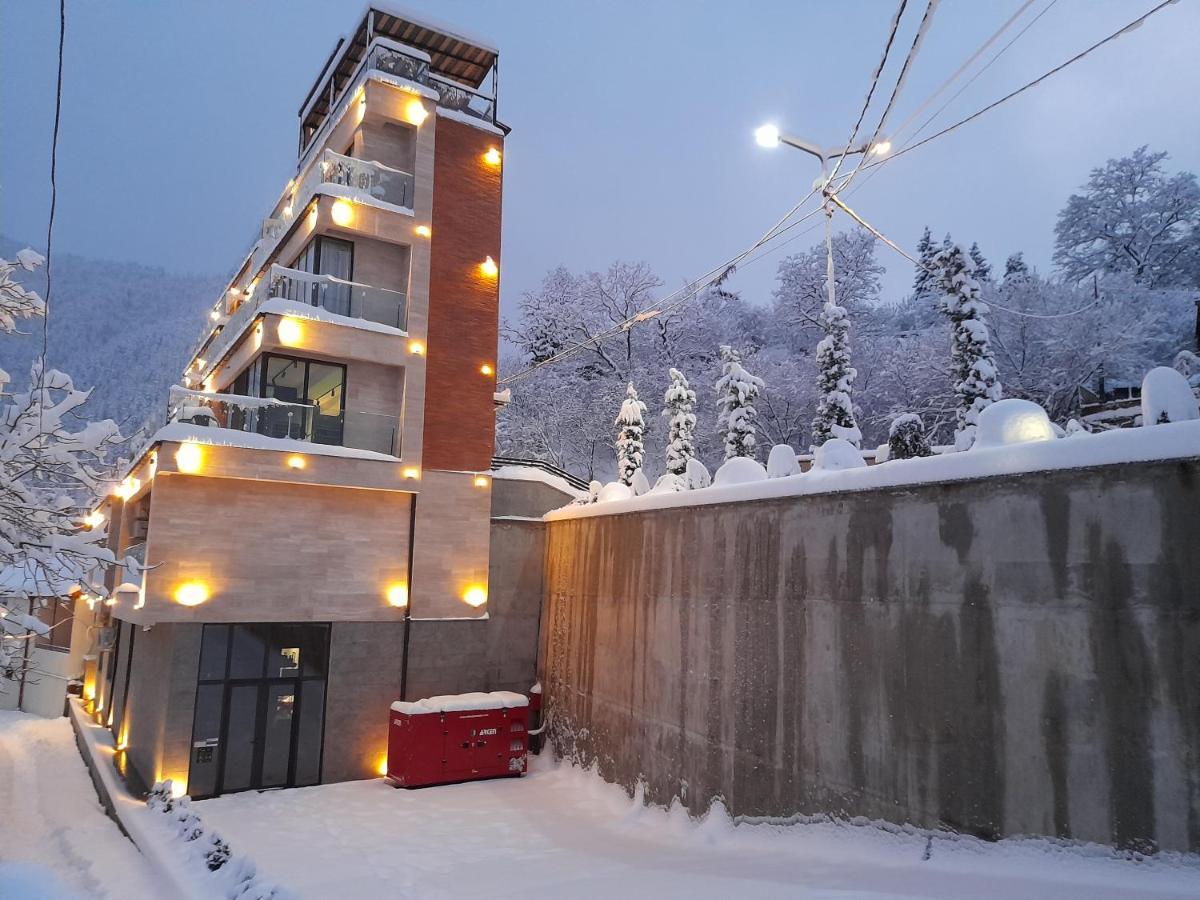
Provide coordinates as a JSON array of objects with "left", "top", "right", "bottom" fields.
[
  {"left": 197, "top": 754, "right": 1200, "bottom": 899},
  {"left": 0, "top": 711, "right": 159, "bottom": 899}
]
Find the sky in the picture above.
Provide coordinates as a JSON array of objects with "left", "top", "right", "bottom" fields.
[{"left": 2, "top": 0, "right": 1199, "bottom": 323}]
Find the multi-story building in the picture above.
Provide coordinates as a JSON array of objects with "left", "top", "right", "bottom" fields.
[{"left": 72, "top": 8, "right": 578, "bottom": 799}]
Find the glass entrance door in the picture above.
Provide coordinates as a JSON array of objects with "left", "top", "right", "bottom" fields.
[{"left": 188, "top": 623, "right": 330, "bottom": 799}]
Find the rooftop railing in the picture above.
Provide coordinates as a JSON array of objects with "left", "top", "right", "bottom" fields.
[{"left": 169, "top": 389, "right": 399, "bottom": 457}]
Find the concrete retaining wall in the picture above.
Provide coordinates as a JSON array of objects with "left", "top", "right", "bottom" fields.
[{"left": 540, "top": 458, "right": 1200, "bottom": 852}]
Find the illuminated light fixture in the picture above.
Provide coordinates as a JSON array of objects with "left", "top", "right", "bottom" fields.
[
  {"left": 308, "top": 205, "right": 319, "bottom": 228},
  {"left": 229, "top": 286, "right": 241, "bottom": 297},
  {"left": 193, "top": 358, "right": 206, "bottom": 371},
  {"left": 377, "top": 756, "right": 389, "bottom": 777},
  {"left": 174, "top": 581, "right": 209, "bottom": 607},
  {"left": 84, "top": 510, "right": 105, "bottom": 530},
  {"left": 483, "top": 147, "right": 502, "bottom": 167},
  {"left": 479, "top": 256, "right": 498, "bottom": 278},
  {"left": 480, "top": 363, "right": 494, "bottom": 376},
  {"left": 104, "top": 595, "right": 117, "bottom": 607},
  {"left": 149, "top": 450, "right": 158, "bottom": 478},
  {"left": 462, "top": 585, "right": 487, "bottom": 608},
  {"left": 870, "top": 139, "right": 892, "bottom": 157},
  {"left": 254, "top": 320, "right": 264, "bottom": 349},
  {"left": 473, "top": 475, "right": 489, "bottom": 488},
  {"left": 408, "top": 340, "right": 425, "bottom": 356},
  {"left": 287, "top": 454, "right": 306, "bottom": 470},
  {"left": 386, "top": 584, "right": 409, "bottom": 608},
  {"left": 414, "top": 225, "right": 431, "bottom": 238},
  {"left": 175, "top": 442, "right": 203, "bottom": 474},
  {"left": 402, "top": 467, "right": 420, "bottom": 480},
  {"left": 209, "top": 309, "right": 220, "bottom": 322},
  {"left": 283, "top": 204, "right": 294, "bottom": 218},
  {"left": 754, "top": 123, "right": 781, "bottom": 148},
  {"left": 169, "top": 780, "right": 188, "bottom": 799},
  {"left": 277, "top": 317, "right": 303, "bottom": 346},
  {"left": 330, "top": 199, "right": 354, "bottom": 227},
  {"left": 403, "top": 98, "right": 428, "bottom": 126},
  {"left": 114, "top": 477, "right": 141, "bottom": 501}
]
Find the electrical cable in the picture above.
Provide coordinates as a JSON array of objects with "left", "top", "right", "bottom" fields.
[{"left": 38, "top": 0, "right": 66, "bottom": 431}]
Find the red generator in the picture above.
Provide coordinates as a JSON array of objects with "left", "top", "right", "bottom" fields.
[{"left": 386, "top": 691, "right": 530, "bottom": 788}]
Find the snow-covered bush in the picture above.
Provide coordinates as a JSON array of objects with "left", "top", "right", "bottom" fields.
[
  {"left": 630, "top": 469, "right": 651, "bottom": 497},
  {"left": 662, "top": 368, "right": 697, "bottom": 476},
  {"left": 650, "top": 473, "right": 684, "bottom": 493},
  {"left": 931, "top": 243, "right": 1002, "bottom": 450},
  {"left": 1064, "top": 419, "right": 1089, "bottom": 437},
  {"left": 812, "top": 438, "right": 866, "bottom": 472},
  {"left": 766, "top": 444, "right": 801, "bottom": 478},
  {"left": 684, "top": 457, "right": 711, "bottom": 490},
  {"left": 887, "top": 413, "right": 932, "bottom": 460},
  {"left": 972, "top": 398, "right": 1055, "bottom": 449},
  {"left": 1175, "top": 350, "right": 1200, "bottom": 379},
  {"left": 1141, "top": 366, "right": 1199, "bottom": 424},
  {"left": 715, "top": 346, "right": 763, "bottom": 460},
  {"left": 613, "top": 383, "right": 647, "bottom": 486},
  {"left": 713, "top": 456, "right": 768, "bottom": 486},
  {"left": 597, "top": 481, "right": 632, "bottom": 503}
]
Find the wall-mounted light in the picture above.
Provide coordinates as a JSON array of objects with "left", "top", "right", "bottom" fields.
[
  {"left": 114, "top": 477, "right": 140, "bottom": 501},
  {"left": 483, "top": 147, "right": 502, "bottom": 167},
  {"left": 462, "top": 585, "right": 487, "bottom": 608},
  {"left": 402, "top": 467, "right": 420, "bottom": 480},
  {"left": 377, "top": 755, "right": 389, "bottom": 777},
  {"left": 479, "top": 256, "right": 498, "bottom": 278},
  {"left": 83, "top": 510, "right": 105, "bottom": 529},
  {"left": 331, "top": 199, "right": 354, "bottom": 227},
  {"left": 254, "top": 320, "right": 264, "bottom": 349},
  {"left": 175, "top": 442, "right": 203, "bottom": 474},
  {"left": 174, "top": 581, "right": 209, "bottom": 607},
  {"left": 283, "top": 204, "right": 294, "bottom": 218},
  {"left": 473, "top": 475, "right": 489, "bottom": 488},
  {"left": 209, "top": 309, "right": 220, "bottom": 322},
  {"left": 277, "top": 317, "right": 303, "bottom": 346},
  {"left": 386, "top": 584, "right": 409, "bottom": 608},
  {"left": 287, "top": 454, "right": 306, "bottom": 470},
  {"left": 480, "top": 363, "right": 494, "bottom": 376},
  {"left": 149, "top": 450, "right": 158, "bottom": 478},
  {"left": 408, "top": 340, "right": 425, "bottom": 356},
  {"left": 404, "top": 98, "right": 428, "bottom": 126},
  {"left": 308, "top": 204, "right": 319, "bottom": 229},
  {"left": 414, "top": 225, "right": 431, "bottom": 238}
]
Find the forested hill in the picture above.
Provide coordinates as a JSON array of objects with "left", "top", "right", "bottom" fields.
[{"left": 0, "top": 235, "right": 223, "bottom": 435}]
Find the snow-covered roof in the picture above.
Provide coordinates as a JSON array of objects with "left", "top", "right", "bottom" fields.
[
  {"left": 491, "top": 464, "right": 587, "bottom": 499},
  {"left": 547, "top": 419, "right": 1200, "bottom": 521},
  {"left": 148, "top": 421, "right": 400, "bottom": 463},
  {"left": 391, "top": 690, "right": 528, "bottom": 715}
]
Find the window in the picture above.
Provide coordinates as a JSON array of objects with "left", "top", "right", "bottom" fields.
[
  {"left": 260, "top": 354, "right": 346, "bottom": 445},
  {"left": 34, "top": 597, "right": 74, "bottom": 652},
  {"left": 294, "top": 236, "right": 354, "bottom": 316}
]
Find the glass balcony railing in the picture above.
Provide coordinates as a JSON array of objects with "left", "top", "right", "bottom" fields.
[
  {"left": 268, "top": 264, "right": 407, "bottom": 330},
  {"left": 170, "top": 391, "right": 399, "bottom": 457},
  {"left": 318, "top": 149, "right": 414, "bottom": 209}
]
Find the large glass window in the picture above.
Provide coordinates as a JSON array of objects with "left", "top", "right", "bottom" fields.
[
  {"left": 260, "top": 354, "right": 346, "bottom": 445},
  {"left": 294, "top": 236, "right": 353, "bottom": 315},
  {"left": 188, "top": 623, "right": 330, "bottom": 799}
]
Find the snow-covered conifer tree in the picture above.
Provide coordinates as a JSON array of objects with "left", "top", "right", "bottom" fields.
[
  {"left": 931, "top": 243, "right": 1003, "bottom": 450},
  {"left": 661, "top": 368, "right": 696, "bottom": 476},
  {"left": 613, "top": 382, "right": 647, "bottom": 485},
  {"left": 888, "top": 413, "right": 932, "bottom": 460},
  {"left": 1003, "top": 252, "right": 1030, "bottom": 284},
  {"left": 968, "top": 242, "right": 992, "bottom": 282},
  {"left": 912, "top": 226, "right": 936, "bottom": 299},
  {"left": 811, "top": 299, "right": 862, "bottom": 450},
  {"left": 714, "top": 346, "right": 764, "bottom": 460}
]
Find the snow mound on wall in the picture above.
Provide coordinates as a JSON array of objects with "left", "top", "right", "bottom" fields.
[
  {"left": 685, "top": 458, "right": 711, "bottom": 490},
  {"left": 714, "top": 457, "right": 768, "bottom": 486},
  {"left": 650, "top": 473, "right": 684, "bottom": 494},
  {"left": 1142, "top": 366, "right": 1199, "bottom": 424},
  {"left": 597, "top": 482, "right": 633, "bottom": 503},
  {"left": 973, "top": 398, "right": 1055, "bottom": 449},
  {"left": 631, "top": 470, "right": 651, "bottom": 497},
  {"left": 767, "top": 444, "right": 801, "bottom": 478},
  {"left": 813, "top": 439, "right": 866, "bottom": 472}
]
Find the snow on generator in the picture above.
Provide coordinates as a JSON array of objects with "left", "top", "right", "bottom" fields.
[{"left": 385, "top": 691, "right": 531, "bottom": 788}]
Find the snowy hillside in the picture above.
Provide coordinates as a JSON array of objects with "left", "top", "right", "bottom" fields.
[{"left": 0, "top": 235, "right": 222, "bottom": 435}]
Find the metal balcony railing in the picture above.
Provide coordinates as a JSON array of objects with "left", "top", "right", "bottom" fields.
[
  {"left": 169, "top": 389, "right": 399, "bottom": 457},
  {"left": 268, "top": 264, "right": 407, "bottom": 330}
]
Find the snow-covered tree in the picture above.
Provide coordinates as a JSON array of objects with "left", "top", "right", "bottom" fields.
[
  {"left": 1054, "top": 146, "right": 1200, "bottom": 287},
  {"left": 888, "top": 413, "right": 932, "bottom": 460},
  {"left": 661, "top": 368, "right": 696, "bottom": 476},
  {"left": 931, "top": 243, "right": 1002, "bottom": 450},
  {"left": 0, "top": 251, "right": 126, "bottom": 701},
  {"left": 715, "top": 346, "right": 763, "bottom": 460},
  {"left": 613, "top": 382, "right": 647, "bottom": 485},
  {"left": 773, "top": 230, "right": 883, "bottom": 344},
  {"left": 1002, "top": 252, "right": 1030, "bottom": 284},
  {"left": 912, "top": 226, "right": 936, "bottom": 300},
  {"left": 969, "top": 242, "right": 992, "bottom": 282},
  {"left": 811, "top": 298, "right": 862, "bottom": 450}
]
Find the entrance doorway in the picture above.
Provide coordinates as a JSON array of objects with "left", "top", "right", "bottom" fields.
[{"left": 188, "top": 623, "right": 330, "bottom": 799}]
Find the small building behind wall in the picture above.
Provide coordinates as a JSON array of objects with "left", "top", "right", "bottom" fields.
[{"left": 74, "top": 6, "right": 530, "bottom": 800}]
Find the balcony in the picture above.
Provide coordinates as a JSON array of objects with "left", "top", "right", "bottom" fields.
[
  {"left": 169, "top": 389, "right": 399, "bottom": 457},
  {"left": 269, "top": 264, "right": 407, "bottom": 330}
]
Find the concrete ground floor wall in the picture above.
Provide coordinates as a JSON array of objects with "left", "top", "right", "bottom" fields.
[{"left": 540, "top": 459, "right": 1200, "bottom": 853}]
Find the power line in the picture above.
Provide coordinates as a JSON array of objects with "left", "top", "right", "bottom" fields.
[{"left": 38, "top": 0, "right": 66, "bottom": 430}]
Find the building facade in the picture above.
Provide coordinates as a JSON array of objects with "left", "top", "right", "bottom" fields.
[{"left": 71, "top": 9, "right": 566, "bottom": 799}]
